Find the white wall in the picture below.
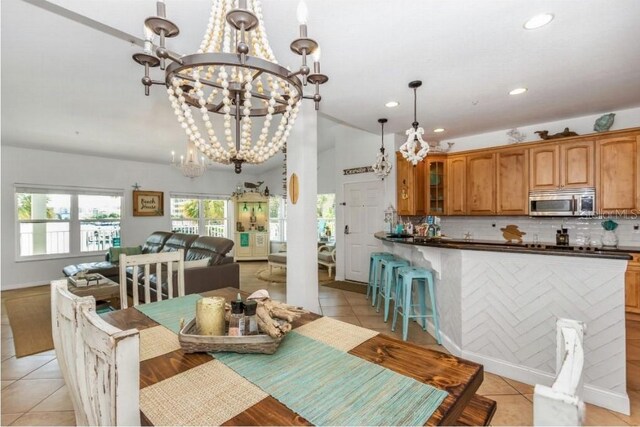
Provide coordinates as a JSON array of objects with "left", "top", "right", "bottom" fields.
[
  {"left": 441, "top": 106, "right": 640, "bottom": 152},
  {"left": 1, "top": 146, "right": 258, "bottom": 289}
]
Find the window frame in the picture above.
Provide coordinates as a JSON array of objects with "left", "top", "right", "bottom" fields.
[
  {"left": 170, "top": 193, "right": 230, "bottom": 239},
  {"left": 15, "top": 185, "right": 124, "bottom": 262},
  {"left": 269, "top": 196, "right": 287, "bottom": 242}
]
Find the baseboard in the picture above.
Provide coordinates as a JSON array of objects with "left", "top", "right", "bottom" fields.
[
  {"left": 2, "top": 280, "right": 52, "bottom": 291},
  {"left": 461, "top": 349, "right": 630, "bottom": 416}
]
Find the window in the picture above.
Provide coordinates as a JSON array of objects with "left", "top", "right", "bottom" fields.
[
  {"left": 171, "top": 195, "right": 229, "bottom": 237},
  {"left": 16, "top": 187, "right": 122, "bottom": 259},
  {"left": 317, "top": 193, "right": 336, "bottom": 244},
  {"left": 269, "top": 196, "right": 287, "bottom": 241}
]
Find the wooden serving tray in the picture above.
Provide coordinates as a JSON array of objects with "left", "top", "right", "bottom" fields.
[{"left": 178, "top": 318, "right": 283, "bottom": 354}]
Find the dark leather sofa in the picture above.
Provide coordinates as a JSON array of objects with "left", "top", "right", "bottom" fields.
[{"left": 63, "top": 231, "right": 240, "bottom": 297}]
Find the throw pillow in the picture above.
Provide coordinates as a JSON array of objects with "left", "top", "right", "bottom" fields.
[
  {"left": 184, "top": 258, "right": 211, "bottom": 269},
  {"left": 108, "top": 246, "right": 142, "bottom": 263}
]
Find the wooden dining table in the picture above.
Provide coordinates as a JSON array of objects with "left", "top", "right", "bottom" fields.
[{"left": 101, "top": 287, "right": 495, "bottom": 426}]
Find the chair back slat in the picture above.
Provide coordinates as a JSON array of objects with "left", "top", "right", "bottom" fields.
[
  {"left": 119, "top": 249, "right": 185, "bottom": 308},
  {"left": 534, "top": 318, "right": 586, "bottom": 426}
]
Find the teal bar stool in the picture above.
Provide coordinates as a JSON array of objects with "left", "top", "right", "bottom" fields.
[
  {"left": 392, "top": 266, "right": 442, "bottom": 344},
  {"left": 376, "top": 258, "right": 410, "bottom": 321},
  {"left": 367, "top": 252, "right": 395, "bottom": 304}
]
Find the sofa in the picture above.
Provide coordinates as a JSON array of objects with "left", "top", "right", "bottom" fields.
[{"left": 63, "top": 231, "right": 240, "bottom": 298}]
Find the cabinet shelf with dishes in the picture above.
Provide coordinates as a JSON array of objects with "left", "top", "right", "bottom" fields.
[{"left": 233, "top": 193, "right": 269, "bottom": 261}]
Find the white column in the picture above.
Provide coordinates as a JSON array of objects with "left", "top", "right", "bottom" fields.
[{"left": 286, "top": 102, "right": 319, "bottom": 312}]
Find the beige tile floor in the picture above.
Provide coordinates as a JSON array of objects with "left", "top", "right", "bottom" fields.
[{"left": 1, "top": 261, "right": 638, "bottom": 426}]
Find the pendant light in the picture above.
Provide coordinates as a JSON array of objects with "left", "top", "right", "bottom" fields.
[
  {"left": 399, "top": 80, "right": 429, "bottom": 165},
  {"left": 372, "top": 118, "right": 392, "bottom": 180}
]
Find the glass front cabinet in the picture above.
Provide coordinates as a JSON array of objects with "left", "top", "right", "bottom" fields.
[{"left": 426, "top": 156, "right": 446, "bottom": 215}]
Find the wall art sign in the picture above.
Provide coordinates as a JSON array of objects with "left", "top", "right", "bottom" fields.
[
  {"left": 133, "top": 191, "right": 164, "bottom": 216},
  {"left": 343, "top": 166, "right": 374, "bottom": 175}
]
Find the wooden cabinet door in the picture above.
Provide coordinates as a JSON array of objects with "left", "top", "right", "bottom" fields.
[
  {"left": 497, "top": 148, "right": 529, "bottom": 215},
  {"left": 596, "top": 135, "right": 639, "bottom": 213},
  {"left": 426, "top": 157, "right": 446, "bottom": 215},
  {"left": 529, "top": 144, "right": 559, "bottom": 190},
  {"left": 560, "top": 140, "right": 594, "bottom": 188},
  {"left": 626, "top": 263, "right": 640, "bottom": 315},
  {"left": 395, "top": 152, "right": 425, "bottom": 215},
  {"left": 253, "top": 233, "right": 269, "bottom": 257},
  {"left": 447, "top": 156, "right": 466, "bottom": 215},
  {"left": 467, "top": 153, "right": 496, "bottom": 215}
]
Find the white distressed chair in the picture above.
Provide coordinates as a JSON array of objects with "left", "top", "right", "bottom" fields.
[
  {"left": 318, "top": 245, "right": 336, "bottom": 278},
  {"left": 119, "top": 249, "right": 185, "bottom": 308},
  {"left": 76, "top": 296, "right": 140, "bottom": 425},
  {"left": 534, "top": 318, "right": 586, "bottom": 426},
  {"left": 51, "top": 279, "right": 140, "bottom": 426},
  {"left": 51, "top": 279, "right": 93, "bottom": 426}
]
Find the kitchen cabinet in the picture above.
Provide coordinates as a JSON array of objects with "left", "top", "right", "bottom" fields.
[
  {"left": 530, "top": 140, "right": 594, "bottom": 190},
  {"left": 466, "top": 152, "right": 496, "bottom": 215},
  {"left": 396, "top": 151, "right": 425, "bottom": 216},
  {"left": 626, "top": 253, "right": 640, "bottom": 318},
  {"left": 596, "top": 134, "right": 639, "bottom": 214},
  {"left": 233, "top": 192, "right": 269, "bottom": 260},
  {"left": 446, "top": 155, "right": 466, "bottom": 215},
  {"left": 497, "top": 147, "right": 529, "bottom": 215},
  {"left": 425, "top": 156, "right": 446, "bottom": 215}
]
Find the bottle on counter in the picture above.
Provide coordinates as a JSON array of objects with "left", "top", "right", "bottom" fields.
[
  {"left": 244, "top": 300, "right": 259, "bottom": 335},
  {"left": 228, "top": 293, "right": 245, "bottom": 336}
]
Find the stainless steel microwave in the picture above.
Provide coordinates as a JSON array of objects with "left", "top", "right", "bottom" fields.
[{"left": 529, "top": 188, "right": 595, "bottom": 216}]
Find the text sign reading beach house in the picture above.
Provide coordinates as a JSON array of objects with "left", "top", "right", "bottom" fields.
[{"left": 133, "top": 191, "right": 164, "bottom": 216}]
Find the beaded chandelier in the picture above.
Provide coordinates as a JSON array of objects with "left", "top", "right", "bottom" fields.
[
  {"left": 399, "top": 80, "right": 429, "bottom": 165},
  {"left": 133, "top": 0, "right": 328, "bottom": 173},
  {"left": 372, "top": 118, "right": 392, "bottom": 179}
]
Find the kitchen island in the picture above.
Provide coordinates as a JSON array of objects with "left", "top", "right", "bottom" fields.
[{"left": 375, "top": 232, "right": 630, "bottom": 414}]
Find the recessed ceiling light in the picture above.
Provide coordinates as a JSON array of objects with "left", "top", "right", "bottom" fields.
[
  {"left": 385, "top": 101, "right": 399, "bottom": 108},
  {"left": 524, "top": 13, "right": 554, "bottom": 30},
  {"left": 509, "top": 87, "right": 528, "bottom": 95},
  {"left": 433, "top": 128, "right": 445, "bottom": 133}
]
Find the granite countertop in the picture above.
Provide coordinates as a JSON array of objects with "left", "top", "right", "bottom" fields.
[{"left": 374, "top": 232, "right": 633, "bottom": 260}]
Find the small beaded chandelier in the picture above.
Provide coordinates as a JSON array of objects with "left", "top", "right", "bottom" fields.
[
  {"left": 133, "top": 0, "right": 328, "bottom": 174},
  {"left": 171, "top": 141, "right": 208, "bottom": 179},
  {"left": 399, "top": 80, "right": 429, "bottom": 165},
  {"left": 372, "top": 118, "right": 392, "bottom": 180}
]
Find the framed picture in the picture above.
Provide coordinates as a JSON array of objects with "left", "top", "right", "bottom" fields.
[{"left": 133, "top": 191, "right": 164, "bottom": 216}]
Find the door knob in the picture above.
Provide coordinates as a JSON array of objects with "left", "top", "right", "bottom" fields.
[{"left": 344, "top": 225, "right": 350, "bottom": 235}]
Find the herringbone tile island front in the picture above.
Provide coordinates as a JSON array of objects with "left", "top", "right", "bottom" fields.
[{"left": 1, "top": 262, "right": 638, "bottom": 426}]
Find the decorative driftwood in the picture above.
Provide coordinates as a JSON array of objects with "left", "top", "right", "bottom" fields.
[
  {"left": 223, "top": 298, "right": 307, "bottom": 339},
  {"left": 534, "top": 128, "right": 579, "bottom": 140},
  {"left": 179, "top": 318, "right": 282, "bottom": 354}
]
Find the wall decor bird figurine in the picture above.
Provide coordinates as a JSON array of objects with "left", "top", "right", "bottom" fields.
[
  {"left": 594, "top": 113, "right": 615, "bottom": 132},
  {"left": 500, "top": 224, "right": 526, "bottom": 243},
  {"left": 534, "top": 128, "right": 579, "bottom": 140}
]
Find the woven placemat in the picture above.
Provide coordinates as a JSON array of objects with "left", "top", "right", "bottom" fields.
[
  {"left": 140, "top": 359, "right": 268, "bottom": 426},
  {"left": 139, "top": 325, "right": 181, "bottom": 361},
  {"left": 295, "top": 316, "right": 378, "bottom": 351}
]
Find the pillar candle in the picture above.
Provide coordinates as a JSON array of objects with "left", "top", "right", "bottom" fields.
[{"left": 196, "top": 297, "right": 225, "bottom": 336}]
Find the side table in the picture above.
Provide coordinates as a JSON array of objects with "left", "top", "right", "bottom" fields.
[{"left": 67, "top": 276, "right": 122, "bottom": 310}]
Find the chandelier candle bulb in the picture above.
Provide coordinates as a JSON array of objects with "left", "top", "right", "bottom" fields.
[
  {"left": 196, "top": 297, "right": 226, "bottom": 336},
  {"left": 297, "top": 1, "right": 308, "bottom": 25}
]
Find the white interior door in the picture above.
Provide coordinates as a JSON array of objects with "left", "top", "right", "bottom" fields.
[{"left": 344, "top": 181, "right": 384, "bottom": 282}]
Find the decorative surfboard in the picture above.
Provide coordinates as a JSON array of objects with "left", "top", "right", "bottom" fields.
[{"left": 289, "top": 173, "right": 299, "bottom": 204}]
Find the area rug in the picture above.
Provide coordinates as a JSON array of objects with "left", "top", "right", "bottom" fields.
[
  {"left": 4, "top": 292, "right": 54, "bottom": 357},
  {"left": 256, "top": 267, "right": 333, "bottom": 284},
  {"left": 322, "top": 280, "right": 367, "bottom": 294}
]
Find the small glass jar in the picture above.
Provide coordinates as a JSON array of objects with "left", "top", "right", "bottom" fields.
[
  {"left": 244, "top": 301, "right": 259, "bottom": 335},
  {"left": 228, "top": 298, "right": 244, "bottom": 336}
]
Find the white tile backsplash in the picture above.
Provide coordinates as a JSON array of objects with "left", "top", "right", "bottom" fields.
[{"left": 438, "top": 216, "right": 640, "bottom": 248}]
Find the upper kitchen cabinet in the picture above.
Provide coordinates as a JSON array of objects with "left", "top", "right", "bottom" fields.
[
  {"left": 467, "top": 152, "right": 496, "bottom": 215},
  {"left": 496, "top": 147, "right": 529, "bottom": 215},
  {"left": 596, "top": 132, "right": 640, "bottom": 214},
  {"left": 425, "top": 155, "right": 447, "bottom": 215},
  {"left": 446, "top": 155, "right": 466, "bottom": 215},
  {"left": 396, "top": 151, "right": 426, "bottom": 216},
  {"left": 529, "top": 140, "right": 594, "bottom": 190}
]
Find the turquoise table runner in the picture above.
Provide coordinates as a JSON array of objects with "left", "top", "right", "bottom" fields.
[
  {"left": 134, "top": 294, "right": 200, "bottom": 333},
  {"left": 135, "top": 296, "right": 448, "bottom": 426}
]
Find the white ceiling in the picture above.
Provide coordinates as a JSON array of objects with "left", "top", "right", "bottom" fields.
[{"left": 2, "top": 0, "right": 640, "bottom": 174}]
